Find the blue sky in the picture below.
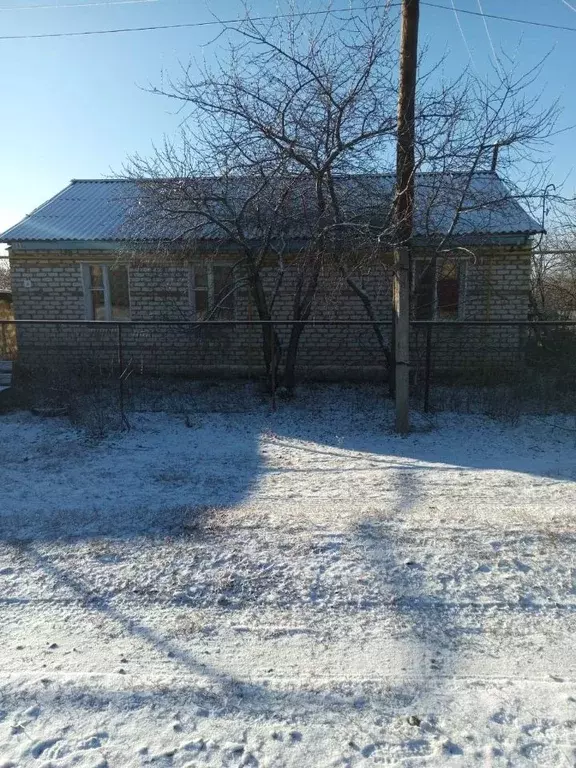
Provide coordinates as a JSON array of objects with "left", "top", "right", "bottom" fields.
[{"left": 1, "top": 0, "right": 576, "bottom": 246}]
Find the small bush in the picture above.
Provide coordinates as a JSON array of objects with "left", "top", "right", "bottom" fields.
[{"left": 16, "top": 364, "right": 130, "bottom": 438}]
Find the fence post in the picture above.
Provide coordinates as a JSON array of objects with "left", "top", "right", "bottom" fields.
[
  {"left": 117, "top": 323, "right": 130, "bottom": 430},
  {"left": 270, "top": 321, "right": 277, "bottom": 412},
  {"left": 117, "top": 322, "right": 123, "bottom": 370},
  {"left": 424, "top": 323, "right": 432, "bottom": 413}
]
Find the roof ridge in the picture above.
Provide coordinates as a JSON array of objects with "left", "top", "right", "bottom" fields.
[
  {"left": 69, "top": 170, "right": 500, "bottom": 184},
  {"left": 70, "top": 178, "right": 128, "bottom": 183}
]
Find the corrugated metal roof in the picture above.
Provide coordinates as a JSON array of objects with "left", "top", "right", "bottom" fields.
[
  {"left": 1, "top": 180, "right": 137, "bottom": 243},
  {"left": 0, "top": 172, "right": 542, "bottom": 244}
]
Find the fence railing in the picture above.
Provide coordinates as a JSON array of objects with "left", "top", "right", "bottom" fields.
[{"left": 1, "top": 319, "right": 576, "bottom": 418}]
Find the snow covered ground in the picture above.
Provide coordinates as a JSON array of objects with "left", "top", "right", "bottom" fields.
[{"left": 0, "top": 385, "right": 575, "bottom": 767}]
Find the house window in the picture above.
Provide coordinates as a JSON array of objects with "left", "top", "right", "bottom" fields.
[
  {"left": 190, "top": 264, "right": 235, "bottom": 320},
  {"left": 413, "top": 257, "right": 463, "bottom": 320},
  {"left": 82, "top": 264, "right": 130, "bottom": 321}
]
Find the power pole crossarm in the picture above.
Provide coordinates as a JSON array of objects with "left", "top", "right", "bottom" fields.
[{"left": 393, "top": 0, "right": 419, "bottom": 434}]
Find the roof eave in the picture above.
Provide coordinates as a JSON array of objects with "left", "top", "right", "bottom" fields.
[
  {"left": 4, "top": 230, "right": 540, "bottom": 252},
  {"left": 6, "top": 239, "right": 141, "bottom": 251}
]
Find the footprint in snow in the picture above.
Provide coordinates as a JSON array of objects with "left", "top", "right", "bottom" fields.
[{"left": 29, "top": 738, "right": 63, "bottom": 759}]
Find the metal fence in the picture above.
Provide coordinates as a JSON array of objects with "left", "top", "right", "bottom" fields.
[
  {"left": 1, "top": 319, "right": 575, "bottom": 421},
  {"left": 410, "top": 321, "right": 576, "bottom": 415}
]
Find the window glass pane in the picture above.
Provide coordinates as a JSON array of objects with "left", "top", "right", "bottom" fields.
[
  {"left": 437, "top": 283, "right": 459, "bottom": 318},
  {"left": 109, "top": 266, "right": 130, "bottom": 320},
  {"left": 194, "top": 267, "right": 208, "bottom": 289},
  {"left": 89, "top": 265, "right": 104, "bottom": 289},
  {"left": 437, "top": 260, "right": 459, "bottom": 319},
  {"left": 111, "top": 304, "right": 130, "bottom": 320},
  {"left": 213, "top": 265, "right": 234, "bottom": 318},
  {"left": 213, "top": 265, "right": 228, "bottom": 295},
  {"left": 195, "top": 289, "right": 208, "bottom": 318},
  {"left": 414, "top": 261, "right": 435, "bottom": 320},
  {"left": 439, "top": 260, "right": 458, "bottom": 280},
  {"left": 92, "top": 290, "right": 106, "bottom": 321}
]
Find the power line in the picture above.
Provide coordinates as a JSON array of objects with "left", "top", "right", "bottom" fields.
[
  {"left": 0, "top": 4, "right": 392, "bottom": 39},
  {"left": 0, "top": 5, "right": 386, "bottom": 39},
  {"left": 449, "top": 0, "right": 476, "bottom": 68},
  {"left": 0, "top": 0, "right": 158, "bottom": 10},
  {"left": 425, "top": 2, "right": 576, "bottom": 33},
  {"left": 1, "top": 1, "right": 576, "bottom": 41},
  {"left": 476, "top": 0, "right": 498, "bottom": 65}
]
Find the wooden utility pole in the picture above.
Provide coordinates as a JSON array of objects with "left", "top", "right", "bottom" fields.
[{"left": 393, "top": 0, "right": 419, "bottom": 434}]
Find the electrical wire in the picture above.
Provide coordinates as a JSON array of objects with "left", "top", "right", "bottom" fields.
[
  {"left": 450, "top": 0, "right": 476, "bottom": 68},
  {"left": 476, "top": 0, "right": 498, "bottom": 65},
  {"left": 1, "top": 4, "right": 386, "bottom": 39},
  {"left": 0, "top": 0, "right": 158, "bottom": 10},
  {"left": 1, "top": 2, "right": 576, "bottom": 41},
  {"left": 425, "top": 2, "right": 576, "bottom": 33}
]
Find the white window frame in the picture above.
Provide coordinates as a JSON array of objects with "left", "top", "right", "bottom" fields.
[
  {"left": 189, "top": 263, "right": 236, "bottom": 320},
  {"left": 81, "top": 263, "right": 131, "bottom": 321},
  {"left": 412, "top": 256, "right": 467, "bottom": 320}
]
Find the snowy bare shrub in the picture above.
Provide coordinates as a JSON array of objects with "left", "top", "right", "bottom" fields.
[
  {"left": 18, "top": 363, "right": 130, "bottom": 437},
  {"left": 67, "top": 385, "right": 126, "bottom": 439},
  {"left": 0, "top": 260, "right": 10, "bottom": 292}
]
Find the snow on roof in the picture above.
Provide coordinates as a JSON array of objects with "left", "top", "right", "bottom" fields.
[{"left": 0, "top": 172, "right": 542, "bottom": 245}]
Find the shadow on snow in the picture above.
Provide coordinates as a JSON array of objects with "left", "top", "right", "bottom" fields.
[{"left": 0, "top": 383, "right": 575, "bottom": 749}]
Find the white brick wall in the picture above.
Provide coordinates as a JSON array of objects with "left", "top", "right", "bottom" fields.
[{"left": 8, "top": 245, "right": 532, "bottom": 376}]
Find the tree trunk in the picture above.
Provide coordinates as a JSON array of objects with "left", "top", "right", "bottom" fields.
[
  {"left": 339, "top": 269, "right": 393, "bottom": 381},
  {"left": 247, "top": 261, "right": 282, "bottom": 389},
  {"left": 281, "top": 260, "right": 321, "bottom": 392},
  {"left": 282, "top": 323, "right": 305, "bottom": 393},
  {"left": 261, "top": 322, "right": 282, "bottom": 387}
]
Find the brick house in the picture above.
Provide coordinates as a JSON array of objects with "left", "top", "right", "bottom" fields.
[{"left": 0, "top": 173, "right": 542, "bottom": 380}]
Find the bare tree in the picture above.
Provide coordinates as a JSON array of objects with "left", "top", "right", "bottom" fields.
[
  {"left": 125, "top": 3, "right": 561, "bottom": 390},
  {"left": 0, "top": 260, "right": 10, "bottom": 292},
  {"left": 126, "top": 6, "right": 404, "bottom": 389},
  {"left": 407, "top": 57, "right": 562, "bottom": 324},
  {"left": 531, "top": 229, "right": 576, "bottom": 318}
]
